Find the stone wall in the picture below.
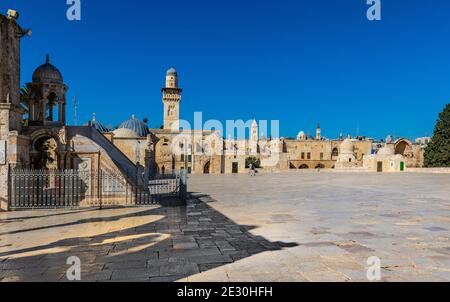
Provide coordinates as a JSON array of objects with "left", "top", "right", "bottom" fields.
[{"left": 0, "top": 14, "right": 24, "bottom": 211}]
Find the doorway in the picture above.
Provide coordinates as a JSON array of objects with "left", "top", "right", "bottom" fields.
[
  {"left": 377, "top": 162, "right": 383, "bottom": 173},
  {"left": 203, "top": 161, "right": 211, "bottom": 174},
  {"left": 232, "top": 162, "right": 239, "bottom": 174}
]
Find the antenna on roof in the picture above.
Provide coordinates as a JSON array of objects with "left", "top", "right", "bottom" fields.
[{"left": 73, "top": 96, "right": 78, "bottom": 126}]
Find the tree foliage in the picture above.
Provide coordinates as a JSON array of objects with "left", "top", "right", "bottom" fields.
[
  {"left": 424, "top": 104, "right": 450, "bottom": 167},
  {"left": 245, "top": 157, "right": 261, "bottom": 169}
]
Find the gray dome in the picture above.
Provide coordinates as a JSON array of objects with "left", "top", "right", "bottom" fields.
[
  {"left": 89, "top": 114, "right": 110, "bottom": 133},
  {"left": 32, "top": 54, "right": 64, "bottom": 84},
  {"left": 166, "top": 67, "right": 177, "bottom": 76},
  {"left": 118, "top": 115, "right": 149, "bottom": 137}
]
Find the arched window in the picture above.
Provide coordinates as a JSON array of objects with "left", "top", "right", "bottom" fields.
[{"left": 332, "top": 148, "right": 339, "bottom": 157}]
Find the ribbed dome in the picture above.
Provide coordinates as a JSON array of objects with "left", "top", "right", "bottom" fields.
[
  {"left": 166, "top": 67, "right": 177, "bottom": 76},
  {"left": 118, "top": 115, "right": 149, "bottom": 137},
  {"left": 340, "top": 138, "right": 355, "bottom": 154},
  {"left": 32, "top": 54, "right": 64, "bottom": 84},
  {"left": 89, "top": 114, "right": 110, "bottom": 133}
]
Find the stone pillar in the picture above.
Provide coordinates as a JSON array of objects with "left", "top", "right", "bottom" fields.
[
  {"left": 42, "top": 99, "right": 46, "bottom": 124},
  {"left": 29, "top": 100, "right": 35, "bottom": 121},
  {"left": 58, "top": 102, "right": 63, "bottom": 123},
  {"left": 0, "top": 14, "right": 26, "bottom": 211},
  {"left": 0, "top": 104, "right": 11, "bottom": 211}
]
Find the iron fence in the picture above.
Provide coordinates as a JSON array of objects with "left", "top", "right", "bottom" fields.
[{"left": 8, "top": 169, "right": 187, "bottom": 209}]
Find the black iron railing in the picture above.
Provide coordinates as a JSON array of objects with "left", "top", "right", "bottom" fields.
[{"left": 8, "top": 169, "right": 187, "bottom": 209}]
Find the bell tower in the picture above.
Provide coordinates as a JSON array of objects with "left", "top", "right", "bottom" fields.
[
  {"left": 26, "top": 54, "right": 68, "bottom": 126},
  {"left": 316, "top": 123, "right": 321, "bottom": 141},
  {"left": 162, "top": 67, "right": 182, "bottom": 131}
]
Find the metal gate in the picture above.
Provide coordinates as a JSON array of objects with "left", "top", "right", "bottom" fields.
[{"left": 8, "top": 169, "right": 187, "bottom": 210}]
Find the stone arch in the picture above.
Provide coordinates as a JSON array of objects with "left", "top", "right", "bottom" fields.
[
  {"left": 31, "top": 136, "right": 59, "bottom": 169},
  {"left": 394, "top": 139, "right": 413, "bottom": 157},
  {"left": 299, "top": 164, "right": 309, "bottom": 169},
  {"left": 332, "top": 148, "right": 339, "bottom": 157},
  {"left": 30, "top": 129, "right": 63, "bottom": 152},
  {"left": 315, "top": 163, "right": 325, "bottom": 169},
  {"left": 289, "top": 162, "right": 297, "bottom": 169}
]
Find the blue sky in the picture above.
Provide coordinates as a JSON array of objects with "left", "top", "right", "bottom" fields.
[{"left": 1, "top": 0, "right": 449, "bottom": 140}]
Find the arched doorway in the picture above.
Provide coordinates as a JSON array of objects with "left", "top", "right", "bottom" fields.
[
  {"left": 315, "top": 163, "right": 325, "bottom": 169},
  {"left": 203, "top": 161, "right": 211, "bottom": 174},
  {"left": 395, "top": 139, "right": 413, "bottom": 157},
  {"left": 161, "top": 165, "right": 166, "bottom": 175},
  {"left": 299, "top": 164, "right": 309, "bottom": 169},
  {"left": 31, "top": 136, "right": 59, "bottom": 169},
  {"left": 332, "top": 148, "right": 339, "bottom": 157}
]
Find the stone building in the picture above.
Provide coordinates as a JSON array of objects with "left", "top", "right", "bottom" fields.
[
  {"left": 0, "top": 11, "right": 428, "bottom": 211},
  {"left": 363, "top": 145, "right": 406, "bottom": 172},
  {"left": 0, "top": 13, "right": 29, "bottom": 210}
]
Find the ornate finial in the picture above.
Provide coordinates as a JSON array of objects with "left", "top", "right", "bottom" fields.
[
  {"left": 46, "top": 54, "right": 50, "bottom": 64},
  {"left": 92, "top": 113, "right": 96, "bottom": 122},
  {"left": 6, "top": 93, "right": 10, "bottom": 103}
]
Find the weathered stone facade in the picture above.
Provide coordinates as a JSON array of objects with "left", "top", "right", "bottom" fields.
[
  {"left": 0, "top": 12, "right": 427, "bottom": 211},
  {"left": 0, "top": 14, "right": 28, "bottom": 210}
]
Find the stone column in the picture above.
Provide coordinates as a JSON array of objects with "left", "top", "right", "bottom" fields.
[
  {"left": 0, "top": 104, "right": 11, "bottom": 211},
  {"left": 58, "top": 102, "right": 63, "bottom": 123},
  {"left": 29, "top": 100, "right": 35, "bottom": 121},
  {"left": 49, "top": 102, "right": 54, "bottom": 121}
]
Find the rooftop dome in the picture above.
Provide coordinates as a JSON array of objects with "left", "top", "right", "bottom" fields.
[
  {"left": 113, "top": 128, "right": 139, "bottom": 139},
  {"left": 166, "top": 67, "right": 177, "bottom": 76},
  {"left": 32, "top": 54, "right": 64, "bottom": 84},
  {"left": 340, "top": 138, "right": 355, "bottom": 154},
  {"left": 297, "top": 131, "right": 306, "bottom": 140},
  {"left": 118, "top": 115, "right": 149, "bottom": 137},
  {"left": 89, "top": 113, "right": 110, "bottom": 133}
]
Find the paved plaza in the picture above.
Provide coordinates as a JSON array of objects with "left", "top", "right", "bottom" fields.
[{"left": 1, "top": 172, "right": 450, "bottom": 282}]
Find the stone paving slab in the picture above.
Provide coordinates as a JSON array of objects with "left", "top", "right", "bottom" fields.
[{"left": 0, "top": 172, "right": 449, "bottom": 282}]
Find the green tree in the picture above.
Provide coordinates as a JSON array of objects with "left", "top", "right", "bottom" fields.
[
  {"left": 245, "top": 157, "right": 261, "bottom": 169},
  {"left": 424, "top": 104, "right": 450, "bottom": 167}
]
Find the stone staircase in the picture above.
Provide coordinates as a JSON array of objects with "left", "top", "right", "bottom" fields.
[{"left": 67, "top": 126, "right": 139, "bottom": 186}]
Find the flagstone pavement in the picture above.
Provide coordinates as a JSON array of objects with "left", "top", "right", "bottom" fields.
[{"left": 1, "top": 171, "right": 449, "bottom": 282}]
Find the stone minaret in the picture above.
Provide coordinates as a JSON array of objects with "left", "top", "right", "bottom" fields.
[
  {"left": 162, "top": 67, "right": 182, "bottom": 131},
  {"left": 249, "top": 120, "right": 259, "bottom": 154},
  {"left": 316, "top": 123, "right": 321, "bottom": 141}
]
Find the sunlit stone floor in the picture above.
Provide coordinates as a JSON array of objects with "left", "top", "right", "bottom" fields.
[{"left": 1, "top": 172, "right": 449, "bottom": 282}]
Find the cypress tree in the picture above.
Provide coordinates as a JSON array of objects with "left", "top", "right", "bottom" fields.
[{"left": 424, "top": 104, "right": 450, "bottom": 167}]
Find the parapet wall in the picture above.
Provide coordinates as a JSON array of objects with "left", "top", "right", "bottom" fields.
[{"left": 406, "top": 168, "right": 450, "bottom": 174}]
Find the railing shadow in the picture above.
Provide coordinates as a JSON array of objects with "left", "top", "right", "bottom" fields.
[{"left": 0, "top": 193, "right": 298, "bottom": 282}]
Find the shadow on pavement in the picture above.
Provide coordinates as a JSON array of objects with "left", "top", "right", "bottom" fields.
[{"left": 0, "top": 193, "right": 298, "bottom": 282}]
